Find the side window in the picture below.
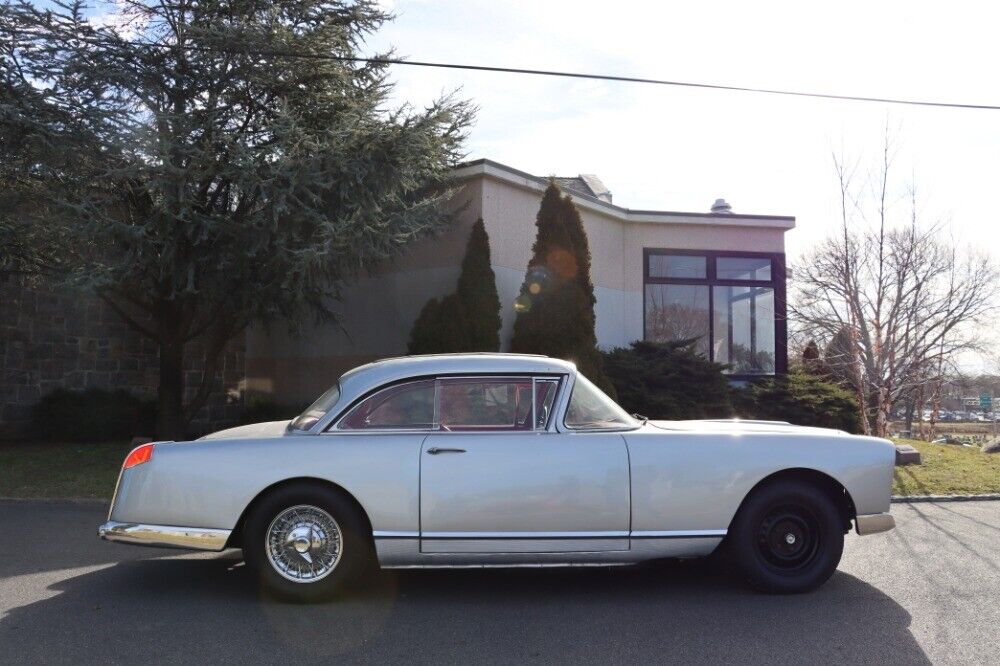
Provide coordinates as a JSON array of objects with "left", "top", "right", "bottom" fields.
[
  {"left": 438, "top": 378, "right": 533, "bottom": 431},
  {"left": 338, "top": 380, "right": 435, "bottom": 430}
]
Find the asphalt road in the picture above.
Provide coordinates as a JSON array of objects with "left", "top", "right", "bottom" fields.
[{"left": 1, "top": 500, "right": 998, "bottom": 665}]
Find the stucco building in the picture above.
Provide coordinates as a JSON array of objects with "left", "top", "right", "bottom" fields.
[{"left": 246, "top": 159, "right": 795, "bottom": 404}]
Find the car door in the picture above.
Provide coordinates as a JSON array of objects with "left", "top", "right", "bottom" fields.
[{"left": 420, "top": 376, "right": 630, "bottom": 553}]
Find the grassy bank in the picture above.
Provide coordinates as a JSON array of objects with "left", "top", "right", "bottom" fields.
[
  {"left": 0, "top": 441, "right": 131, "bottom": 500},
  {"left": 893, "top": 438, "right": 1000, "bottom": 496}
]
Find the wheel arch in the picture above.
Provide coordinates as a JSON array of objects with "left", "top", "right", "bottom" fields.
[
  {"left": 225, "top": 477, "right": 374, "bottom": 550},
  {"left": 728, "top": 467, "right": 857, "bottom": 535}
]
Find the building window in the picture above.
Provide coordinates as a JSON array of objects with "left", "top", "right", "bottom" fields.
[{"left": 643, "top": 250, "right": 786, "bottom": 376}]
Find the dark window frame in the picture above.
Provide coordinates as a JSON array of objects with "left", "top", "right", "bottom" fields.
[{"left": 642, "top": 248, "right": 788, "bottom": 379}]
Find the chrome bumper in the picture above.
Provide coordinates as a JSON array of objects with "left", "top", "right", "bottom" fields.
[
  {"left": 855, "top": 512, "right": 896, "bottom": 536},
  {"left": 99, "top": 521, "right": 231, "bottom": 551}
]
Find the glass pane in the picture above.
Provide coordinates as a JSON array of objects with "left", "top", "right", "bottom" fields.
[
  {"left": 439, "top": 378, "right": 533, "bottom": 430},
  {"left": 648, "top": 254, "right": 707, "bottom": 279},
  {"left": 717, "top": 256, "right": 772, "bottom": 281},
  {"left": 534, "top": 379, "right": 559, "bottom": 429},
  {"left": 290, "top": 383, "right": 341, "bottom": 431},
  {"left": 564, "top": 373, "right": 636, "bottom": 430},
  {"left": 644, "top": 284, "right": 710, "bottom": 356},
  {"left": 712, "top": 286, "right": 776, "bottom": 374},
  {"left": 339, "top": 380, "right": 435, "bottom": 429}
]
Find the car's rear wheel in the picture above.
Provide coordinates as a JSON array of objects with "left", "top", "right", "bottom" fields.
[
  {"left": 729, "top": 479, "right": 844, "bottom": 593},
  {"left": 243, "top": 483, "right": 373, "bottom": 602}
]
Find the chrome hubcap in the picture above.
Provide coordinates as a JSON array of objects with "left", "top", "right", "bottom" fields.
[
  {"left": 266, "top": 505, "right": 342, "bottom": 583},
  {"left": 785, "top": 533, "right": 796, "bottom": 545}
]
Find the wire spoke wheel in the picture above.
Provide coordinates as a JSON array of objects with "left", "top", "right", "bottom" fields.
[
  {"left": 265, "top": 504, "right": 343, "bottom": 583},
  {"left": 755, "top": 503, "right": 821, "bottom": 574}
]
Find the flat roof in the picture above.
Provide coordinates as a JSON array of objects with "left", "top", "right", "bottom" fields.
[{"left": 452, "top": 158, "right": 795, "bottom": 230}]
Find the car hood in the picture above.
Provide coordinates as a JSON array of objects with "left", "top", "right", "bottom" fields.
[
  {"left": 647, "top": 419, "right": 848, "bottom": 437},
  {"left": 199, "top": 420, "right": 291, "bottom": 440}
]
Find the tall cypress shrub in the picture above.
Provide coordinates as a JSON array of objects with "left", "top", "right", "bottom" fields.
[
  {"left": 510, "top": 182, "right": 614, "bottom": 393},
  {"left": 456, "top": 219, "right": 502, "bottom": 351},
  {"left": 408, "top": 219, "right": 501, "bottom": 353}
]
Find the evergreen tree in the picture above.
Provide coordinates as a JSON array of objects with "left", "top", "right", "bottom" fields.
[
  {"left": 1, "top": 0, "right": 472, "bottom": 438},
  {"left": 510, "top": 182, "right": 614, "bottom": 394},
  {"left": 408, "top": 219, "right": 501, "bottom": 353},
  {"left": 455, "top": 219, "right": 502, "bottom": 351}
]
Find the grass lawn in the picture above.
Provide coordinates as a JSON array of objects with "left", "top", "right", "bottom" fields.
[
  {"left": 893, "top": 438, "right": 1000, "bottom": 496},
  {"left": 0, "top": 441, "right": 132, "bottom": 500}
]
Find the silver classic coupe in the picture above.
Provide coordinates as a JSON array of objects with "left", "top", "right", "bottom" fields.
[{"left": 99, "top": 353, "right": 896, "bottom": 601}]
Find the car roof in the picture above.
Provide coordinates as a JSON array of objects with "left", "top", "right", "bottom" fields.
[
  {"left": 339, "top": 353, "right": 576, "bottom": 394},
  {"left": 300, "top": 354, "right": 579, "bottom": 433}
]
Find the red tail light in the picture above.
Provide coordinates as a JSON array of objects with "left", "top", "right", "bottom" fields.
[{"left": 123, "top": 443, "right": 155, "bottom": 469}]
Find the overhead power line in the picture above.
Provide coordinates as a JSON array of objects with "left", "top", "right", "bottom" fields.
[
  {"left": 351, "top": 57, "right": 1000, "bottom": 111},
  {"left": 29, "top": 32, "right": 1000, "bottom": 111}
]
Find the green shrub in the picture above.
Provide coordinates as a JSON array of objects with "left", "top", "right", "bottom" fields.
[
  {"left": 30, "top": 388, "right": 156, "bottom": 442},
  {"left": 603, "top": 340, "right": 733, "bottom": 419},
  {"left": 603, "top": 342, "right": 861, "bottom": 431},
  {"left": 734, "top": 370, "right": 862, "bottom": 433}
]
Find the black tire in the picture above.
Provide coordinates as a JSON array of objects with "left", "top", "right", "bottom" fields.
[
  {"left": 242, "top": 482, "right": 374, "bottom": 602},
  {"left": 729, "top": 479, "right": 844, "bottom": 594}
]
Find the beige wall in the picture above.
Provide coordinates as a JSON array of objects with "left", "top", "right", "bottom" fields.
[{"left": 246, "top": 168, "right": 790, "bottom": 403}]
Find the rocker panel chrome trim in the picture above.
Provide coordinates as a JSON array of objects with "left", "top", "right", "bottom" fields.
[{"left": 630, "top": 529, "right": 728, "bottom": 539}]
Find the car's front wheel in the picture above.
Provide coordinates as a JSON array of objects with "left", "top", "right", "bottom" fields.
[
  {"left": 729, "top": 479, "right": 845, "bottom": 593},
  {"left": 243, "top": 482, "right": 373, "bottom": 602}
]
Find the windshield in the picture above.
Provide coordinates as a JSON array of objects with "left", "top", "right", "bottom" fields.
[
  {"left": 289, "top": 383, "right": 342, "bottom": 432},
  {"left": 564, "top": 373, "right": 637, "bottom": 430}
]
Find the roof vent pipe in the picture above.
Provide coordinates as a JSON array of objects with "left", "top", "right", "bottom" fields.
[{"left": 711, "top": 198, "right": 732, "bottom": 214}]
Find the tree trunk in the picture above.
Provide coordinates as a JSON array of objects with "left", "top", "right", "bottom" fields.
[
  {"left": 156, "top": 337, "right": 186, "bottom": 440},
  {"left": 928, "top": 377, "right": 942, "bottom": 442},
  {"left": 915, "top": 384, "right": 925, "bottom": 440},
  {"left": 903, "top": 397, "right": 915, "bottom": 436},
  {"left": 875, "top": 387, "right": 892, "bottom": 439}
]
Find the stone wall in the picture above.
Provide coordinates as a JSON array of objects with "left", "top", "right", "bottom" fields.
[{"left": 0, "top": 278, "right": 245, "bottom": 439}]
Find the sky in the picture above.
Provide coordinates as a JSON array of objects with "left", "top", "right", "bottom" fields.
[{"left": 363, "top": 0, "right": 1000, "bottom": 263}]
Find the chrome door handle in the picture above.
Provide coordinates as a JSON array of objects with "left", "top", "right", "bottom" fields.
[{"left": 426, "top": 447, "right": 466, "bottom": 455}]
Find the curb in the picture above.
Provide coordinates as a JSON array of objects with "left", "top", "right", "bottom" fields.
[
  {"left": 892, "top": 494, "right": 1000, "bottom": 503},
  {"left": 0, "top": 496, "right": 109, "bottom": 505}
]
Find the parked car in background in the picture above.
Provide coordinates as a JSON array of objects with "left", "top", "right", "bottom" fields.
[{"left": 100, "top": 354, "right": 897, "bottom": 601}]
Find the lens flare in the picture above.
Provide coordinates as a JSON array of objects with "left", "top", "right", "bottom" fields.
[{"left": 547, "top": 248, "right": 578, "bottom": 279}]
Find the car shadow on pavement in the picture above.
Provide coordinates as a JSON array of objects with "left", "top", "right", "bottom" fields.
[
  {"left": 0, "top": 500, "right": 182, "bottom": 579},
  {"left": 1, "top": 552, "right": 931, "bottom": 665}
]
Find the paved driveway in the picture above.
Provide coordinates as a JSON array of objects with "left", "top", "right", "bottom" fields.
[{"left": 1, "top": 499, "right": 997, "bottom": 665}]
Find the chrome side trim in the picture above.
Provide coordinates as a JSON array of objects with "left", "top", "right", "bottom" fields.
[
  {"left": 420, "top": 531, "right": 631, "bottom": 539},
  {"left": 631, "top": 529, "right": 728, "bottom": 539},
  {"left": 372, "top": 530, "right": 726, "bottom": 541},
  {"left": 855, "top": 512, "right": 896, "bottom": 535},
  {"left": 98, "top": 521, "right": 231, "bottom": 551}
]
